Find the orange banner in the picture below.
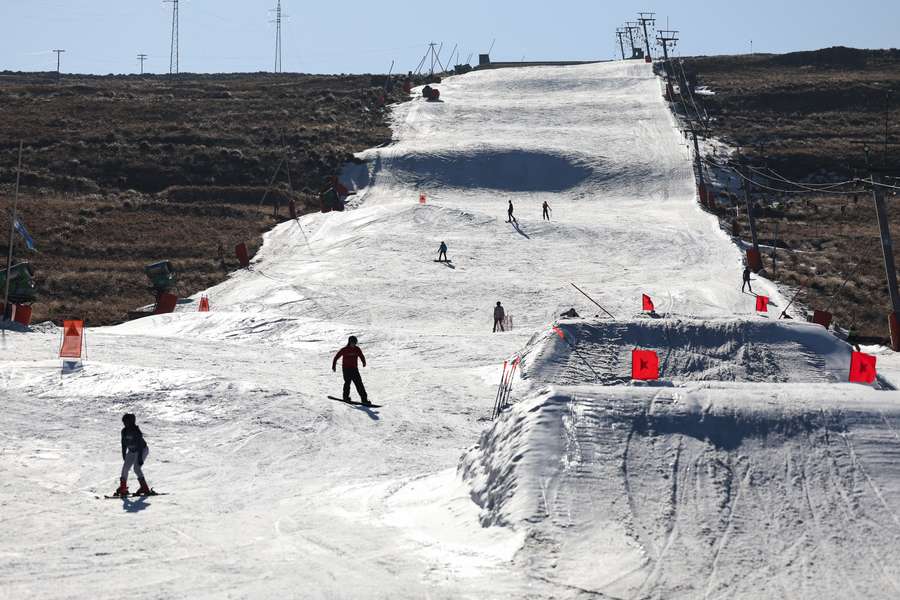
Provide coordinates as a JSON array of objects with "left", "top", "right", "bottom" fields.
[{"left": 59, "top": 320, "right": 84, "bottom": 358}]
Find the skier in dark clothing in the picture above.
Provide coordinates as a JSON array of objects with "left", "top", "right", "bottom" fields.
[
  {"left": 332, "top": 336, "right": 370, "bottom": 406},
  {"left": 542, "top": 201, "right": 551, "bottom": 221},
  {"left": 507, "top": 201, "right": 516, "bottom": 223},
  {"left": 493, "top": 301, "right": 506, "bottom": 332},
  {"left": 115, "top": 413, "right": 152, "bottom": 497},
  {"left": 742, "top": 266, "right": 752, "bottom": 293},
  {"left": 438, "top": 241, "right": 448, "bottom": 262}
]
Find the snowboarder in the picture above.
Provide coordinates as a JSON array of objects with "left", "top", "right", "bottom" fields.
[
  {"left": 493, "top": 301, "right": 506, "bottom": 333},
  {"left": 542, "top": 201, "right": 551, "bottom": 221},
  {"left": 115, "top": 413, "right": 152, "bottom": 497},
  {"left": 507, "top": 200, "right": 516, "bottom": 223},
  {"left": 438, "top": 241, "right": 448, "bottom": 262},
  {"left": 332, "top": 335, "right": 370, "bottom": 406},
  {"left": 742, "top": 266, "right": 752, "bottom": 293}
]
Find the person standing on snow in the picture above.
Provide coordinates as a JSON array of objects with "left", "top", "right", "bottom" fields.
[
  {"left": 742, "top": 266, "right": 753, "bottom": 293},
  {"left": 507, "top": 200, "right": 516, "bottom": 223},
  {"left": 493, "top": 301, "right": 506, "bottom": 332},
  {"left": 115, "top": 413, "right": 153, "bottom": 497},
  {"left": 332, "top": 335, "right": 371, "bottom": 406},
  {"left": 542, "top": 201, "right": 551, "bottom": 221},
  {"left": 438, "top": 241, "right": 448, "bottom": 262}
]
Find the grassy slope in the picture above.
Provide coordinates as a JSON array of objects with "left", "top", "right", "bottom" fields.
[
  {"left": 681, "top": 48, "right": 900, "bottom": 339},
  {"left": 0, "top": 72, "right": 406, "bottom": 325}
]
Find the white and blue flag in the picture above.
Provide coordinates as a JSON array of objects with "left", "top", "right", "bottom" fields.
[{"left": 13, "top": 218, "right": 36, "bottom": 251}]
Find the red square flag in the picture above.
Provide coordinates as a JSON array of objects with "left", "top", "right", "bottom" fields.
[
  {"left": 642, "top": 294, "right": 655, "bottom": 312},
  {"left": 849, "top": 351, "right": 877, "bottom": 384},
  {"left": 755, "top": 295, "right": 769, "bottom": 312},
  {"left": 632, "top": 349, "right": 659, "bottom": 380}
]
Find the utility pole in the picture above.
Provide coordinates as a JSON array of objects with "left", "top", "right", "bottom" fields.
[
  {"left": 3, "top": 142, "right": 23, "bottom": 322},
  {"left": 625, "top": 22, "right": 641, "bottom": 58},
  {"left": 137, "top": 53, "right": 148, "bottom": 74},
  {"left": 270, "top": 0, "right": 289, "bottom": 73},
  {"left": 615, "top": 29, "right": 626, "bottom": 61},
  {"left": 870, "top": 168, "right": 900, "bottom": 349},
  {"left": 165, "top": 0, "right": 179, "bottom": 75},
  {"left": 52, "top": 49, "right": 65, "bottom": 82},
  {"left": 638, "top": 12, "right": 655, "bottom": 59}
]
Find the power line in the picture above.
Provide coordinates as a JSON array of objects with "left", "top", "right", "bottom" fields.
[{"left": 164, "top": 0, "right": 179, "bottom": 75}]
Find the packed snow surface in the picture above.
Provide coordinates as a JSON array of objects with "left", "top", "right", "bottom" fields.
[{"left": 2, "top": 61, "right": 899, "bottom": 599}]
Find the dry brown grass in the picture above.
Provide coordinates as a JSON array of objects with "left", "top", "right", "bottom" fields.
[
  {"left": 678, "top": 48, "right": 900, "bottom": 341},
  {"left": 0, "top": 72, "right": 408, "bottom": 325}
]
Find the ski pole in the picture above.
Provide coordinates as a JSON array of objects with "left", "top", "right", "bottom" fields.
[
  {"left": 570, "top": 283, "right": 615, "bottom": 319},
  {"left": 779, "top": 283, "right": 806, "bottom": 320},
  {"left": 497, "top": 358, "right": 516, "bottom": 417},
  {"left": 491, "top": 360, "right": 508, "bottom": 419}
]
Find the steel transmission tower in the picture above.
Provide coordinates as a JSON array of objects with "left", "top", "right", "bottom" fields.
[
  {"left": 165, "top": 0, "right": 180, "bottom": 75},
  {"left": 270, "top": 1, "right": 289, "bottom": 73}
]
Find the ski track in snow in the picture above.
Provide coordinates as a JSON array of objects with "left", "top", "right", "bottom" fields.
[{"left": 3, "top": 61, "right": 900, "bottom": 598}]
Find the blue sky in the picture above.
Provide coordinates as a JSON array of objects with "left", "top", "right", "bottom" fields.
[{"left": 2, "top": 1, "right": 897, "bottom": 75}]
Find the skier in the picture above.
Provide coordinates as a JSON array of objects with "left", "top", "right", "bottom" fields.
[
  {"left": 115, "top": 413, "right": 152, "bottom": 497},
  {"left": 742, "top": 266, "right": 752, "bottom": 293},
  {"left": 493, "top": 301, "right": 506, "bottom": 333},
  {"left": 507, "top": 200, "right": 516, "bottom": 223},
  {"left": 438, "top": 241, "right": 448, "bottom": 262},
  {"left": 542, "top": 201, "right": 551, "bottom": 221},
  {"left": 332, "top": 335, "right": 371, "bottom": 406}
]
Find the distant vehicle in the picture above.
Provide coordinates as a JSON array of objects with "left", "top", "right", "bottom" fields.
[{"left": 0, "top": 262, "right": 37, "bottom": 303}]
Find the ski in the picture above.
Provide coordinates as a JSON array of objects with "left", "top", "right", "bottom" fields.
[
  {"left": 100, "top": 491, "right": 168, "bottom": 499},
  {"left": 327, "top": 396, "right": 382, "bottom": 408}
]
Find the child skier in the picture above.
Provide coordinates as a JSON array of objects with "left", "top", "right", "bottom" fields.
[
  {"left": 332, "top": 336, "right": 371, "bottom": 406},
  {"left": 115, "top": 413, "right": 153, "bottom": 497}
]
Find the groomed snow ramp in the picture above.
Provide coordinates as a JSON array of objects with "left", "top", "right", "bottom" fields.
[{"left": 462, "top": 385, "right": 900, "bottom": 599}]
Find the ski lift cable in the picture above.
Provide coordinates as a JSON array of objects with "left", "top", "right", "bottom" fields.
[
  {"left": 746, "top": 165, "right": 860, "bottom": 193},
  {"left": 704, "top": 157, "right": 865, "bottom": 195}
]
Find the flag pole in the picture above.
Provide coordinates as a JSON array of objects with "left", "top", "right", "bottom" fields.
[{"left": 3, "top": 142, "right": 23, "bottom": 322}]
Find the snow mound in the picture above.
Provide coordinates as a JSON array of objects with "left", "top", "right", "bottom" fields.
[
  {"left": 515, "top": 318, "right": 861, "bottom": 387},
  {"left": 461, "top": 385, "right": 900, "bottom": 598}
]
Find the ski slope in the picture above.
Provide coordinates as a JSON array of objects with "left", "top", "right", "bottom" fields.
[{"left": 2, "top": 60, "right": 899, "bottom": 599}]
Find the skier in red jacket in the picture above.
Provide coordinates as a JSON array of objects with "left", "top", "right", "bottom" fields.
[{"left": 332, "top": 336, "right": 370, "bottom": 405}]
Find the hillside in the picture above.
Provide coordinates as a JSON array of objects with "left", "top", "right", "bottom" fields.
[
  {"left": 4, "top": 59, "right": 900, "bottom": 600},
  {"left": 0, "top": 72, "right": 405, "bottom": 325},
  {"left": 680, "top": 48, "right": 900, "bottom": 339}
]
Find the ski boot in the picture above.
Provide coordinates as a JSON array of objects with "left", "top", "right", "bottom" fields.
[
  {"left": 113, "top": 478, "right": 129, "bottom": 497},
  {"left": 361, "top": 399, "right": 373, "bottom": 407},
  {"left": 133, "top": 477, "right": 154, "bottom": 496}
]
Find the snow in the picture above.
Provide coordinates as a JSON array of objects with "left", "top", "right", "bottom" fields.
[{"left": 2, "top": 60, "right": 899, "bottom": 598}]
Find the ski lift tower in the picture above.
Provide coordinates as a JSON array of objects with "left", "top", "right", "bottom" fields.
[
  {"left": 638, "top": 12, "right": 656, "bottom": 59},
  {"left": 414, "top": 42, "right": 447, "bottom": 79}
]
